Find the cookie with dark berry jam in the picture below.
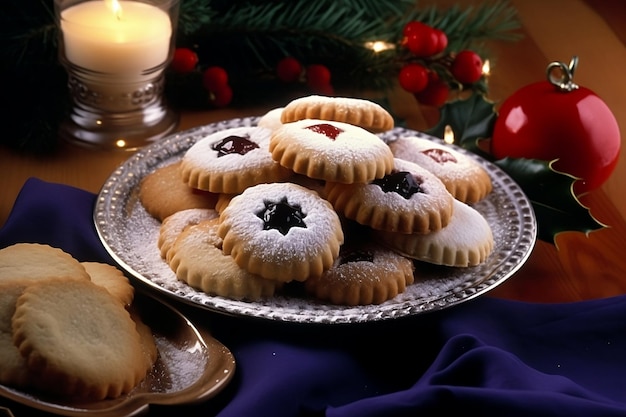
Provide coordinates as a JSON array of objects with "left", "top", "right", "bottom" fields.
[
  {"left": 181, "top": 126, "right": 292, "bottom": 194},
  {"left": 325, "top": 158, "right": 454, "bottom": 234}
]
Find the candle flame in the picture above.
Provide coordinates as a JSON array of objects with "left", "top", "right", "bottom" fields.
[
  {"left": 482, "top": 59, "right": 491, "bottom": 76},
  {"left": 105, "top": 0, "right": 123, "bottom": 19},
  {"left": 444, "top": 125, "right": 454, "bottom": 144}
]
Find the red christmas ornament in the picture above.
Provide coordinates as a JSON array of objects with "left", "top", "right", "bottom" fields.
[
  {"left": 450, "top": 50, "right": 483, "bottom": 84},
  {"left": 171, "top": 47, "right": 198, "bottom": 74},
  {"left": 276, "top": 57, "right": 303, "bottom": 83},
  {"left": 491, "top": 57, "right": 621, "bottom": 194}
]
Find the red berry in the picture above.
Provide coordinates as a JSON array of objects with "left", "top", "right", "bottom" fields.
[
  {"left": 306, "top": 64, "right": 332, "bottom": 90},
  {"left": 276, "top": 57, "right": 303, "bottom": 83},
  {"left": 414, "top": 73, "right": 450, "bottom": 107},
  {"left": 450, "top": 50, "right": 483, "bottom": 84},
  {"left": 402, "top": 21, "right": 427, "bottom": 37},
  {"left": 313, "top": 82, "right": 335, "bottom": 96},
  {"left": 171, "top": 48, "right": 198, "bottom": 73},
  {"left": 208, "top": 83, "right": 233, "bottom": 108},
  {"left": 402, "top": 22, "right": 439, "bottom": 57},
  {"left": 202, "top": 66, "right": 229, "bottom": 91},
  {"left": 398, "top": 63, "right": 429, "bottom": 93},
  {"left": 432, "top": 29, "right": 448, "bottom": 55}
]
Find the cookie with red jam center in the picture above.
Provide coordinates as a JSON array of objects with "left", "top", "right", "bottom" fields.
[{"left": 269, "top": 119, "right": 394, "bottom": 184}]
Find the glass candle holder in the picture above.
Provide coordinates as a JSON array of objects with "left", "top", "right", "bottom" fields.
[{"left": 54, "top": 0, "right": 180, "bottom": 150}]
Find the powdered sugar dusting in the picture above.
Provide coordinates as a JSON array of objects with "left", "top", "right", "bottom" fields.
[
  {"left": 183, "top": 126, "right": 275, "bottom": 172},
  {"left": 95, "top": 118, "right": 537, "bottom": 324},
  {"left": 275, "top": 119, "right": 392, "bottom": 163},
  {"left": 221, "top": 182, "right": 341, "bottom": 262}
]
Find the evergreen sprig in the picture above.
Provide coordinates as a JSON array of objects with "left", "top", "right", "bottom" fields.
[
  {"left": 177, "top": 0, "right": 521, "bottom": 98},
  {"left": 1, "top": 0, "right": 521, "bottom": 153}
]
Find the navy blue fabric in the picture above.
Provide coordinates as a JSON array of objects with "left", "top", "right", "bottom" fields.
[{"left": 2, "top": 178, "right": 626, "bottom": 417}]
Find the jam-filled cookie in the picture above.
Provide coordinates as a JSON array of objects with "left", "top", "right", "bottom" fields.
[
  {"left": 375, "top": 199, "right": 494, "bottom": 267},
  {"left": 181, "top": 126, "right": 292, "bottom": 194},
  {"left": 304, "top": 241, "right": 415, "bottom": 306},
  {"left": 388, "top": 136, "right": 492, "bottom": 204},
  {"left": 324, "top": 158, "right": 454, "bottom": 234},
  {"left": 218, "top": 182, "right": 344, "bottom": 282},
  {"left": 269, "top": 119, "right": 394, "bottom": 184},
  {"left": 168, "top": 219, "right": 280, "bottom": 301},
  {"left": 280, "top": 95, "right": 394, "bottom": 133}
]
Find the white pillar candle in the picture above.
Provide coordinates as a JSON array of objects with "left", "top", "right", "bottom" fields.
[{"left": 60, "top": 0, "right": 172, "bottom": 78}]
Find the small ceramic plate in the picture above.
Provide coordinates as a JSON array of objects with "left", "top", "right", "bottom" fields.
[{"left": 0, "top": 292, "right": 235, "bottom": 416}]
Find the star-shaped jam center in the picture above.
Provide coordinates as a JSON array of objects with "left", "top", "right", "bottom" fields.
[
  {"left": 305, "top": 123, "right": 344, "bottom": 140},
  {"left": 372, "top": 171, "right": 423, "bottom": 199},
  {"left": 256, "top": 197, "right": 307, "bottom": 236},
  {"left": 211, "top": 135, "right": 259, "bottom": 157}
]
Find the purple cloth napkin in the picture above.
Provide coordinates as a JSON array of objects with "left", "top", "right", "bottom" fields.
[{"left": 2, "top": 178, "right": 626, "bottom": 417}]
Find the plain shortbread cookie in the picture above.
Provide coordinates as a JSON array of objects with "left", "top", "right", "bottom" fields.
[{"left": 11, "top": 279, "right": 150, "bottom": 400}]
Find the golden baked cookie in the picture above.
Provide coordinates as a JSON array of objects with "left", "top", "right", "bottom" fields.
[
  {"left": 324, "top": 158, "right": 454, "bottom": 234},
  {"left": 81, "top": 261, "right": 135, "bottom": 306},
  {"left": 280, "top": 95, "right": 394, "bottom": 133},
  {"left": 181, "top": 126, "right": 293, "bottom": 194},
  {"left": 388, "top": 136, "right": 493, "bottom": 203},
  {"left": 0, "top": 281, "right": 31, "bottom": 388},
  {"left": 139, "top": 161, "right": 219, "bottom": 222},
  {"left": 168, "top": 219, "right": 280, "bottom": 301},
  {"left": 12, "top": 279, "right": 150, "bottom": 400},
  {"left": 0, "top": 243, "right": 89, "bottom": 285},
  {"left": 257, "top": 107, "right": 285, "bottom": 131},
  {"left": 218, "top": 182, "right": 344, "bottom": 282},
  {"left": 214, "top": 193, "right": 237, "bottom": 214},
  {"left": 375, "top": 199, "right": 494, "bottom": 267},
  {"left": 158, "top": 208, "right": 220, "bottom": 261},
  {"left": 269, "top": 119, "right": 394, "bottom": 184},
  {"left": 304, "top": 242, "right": 415, "bottom": 306}
]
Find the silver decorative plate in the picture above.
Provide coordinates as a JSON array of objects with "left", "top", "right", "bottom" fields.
[{"left": 95, "top": 117, "right": 537, "bottom": 324}]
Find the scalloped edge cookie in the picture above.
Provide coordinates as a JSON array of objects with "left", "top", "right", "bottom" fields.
[
  {"left": 324, "top": 158, "right": 454, "bottom": 234},
  {"left": 269, "top": 119, "right": 394, "bottom": 184},
  {"left": 388, "top": 136, "right": 493, "bottom": 203},
  {"left": 280, "top": 95, "right": 394, "bottom": 133},
  {"left": 375, "top": 199, "right": 494, "bottom": 267}
]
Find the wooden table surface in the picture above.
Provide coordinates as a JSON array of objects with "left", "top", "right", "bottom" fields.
[{"left": 1, "top": 0, "right": 625, "bottom": 304}]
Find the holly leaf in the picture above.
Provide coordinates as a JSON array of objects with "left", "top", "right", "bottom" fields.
[
  {"left": 494, "top": 157, "right": 605, "bottom": 243},
  {"left": 427, "top": 93, "right": 497, "bottom": 156}
]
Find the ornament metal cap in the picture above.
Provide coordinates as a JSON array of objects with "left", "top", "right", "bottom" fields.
[{"left": 546, "top": 56, "right": 579, "bottom": 92}]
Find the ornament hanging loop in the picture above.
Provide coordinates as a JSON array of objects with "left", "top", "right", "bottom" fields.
[{"left": 546, "top": 56, "right": 579, "bottom": 92}]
